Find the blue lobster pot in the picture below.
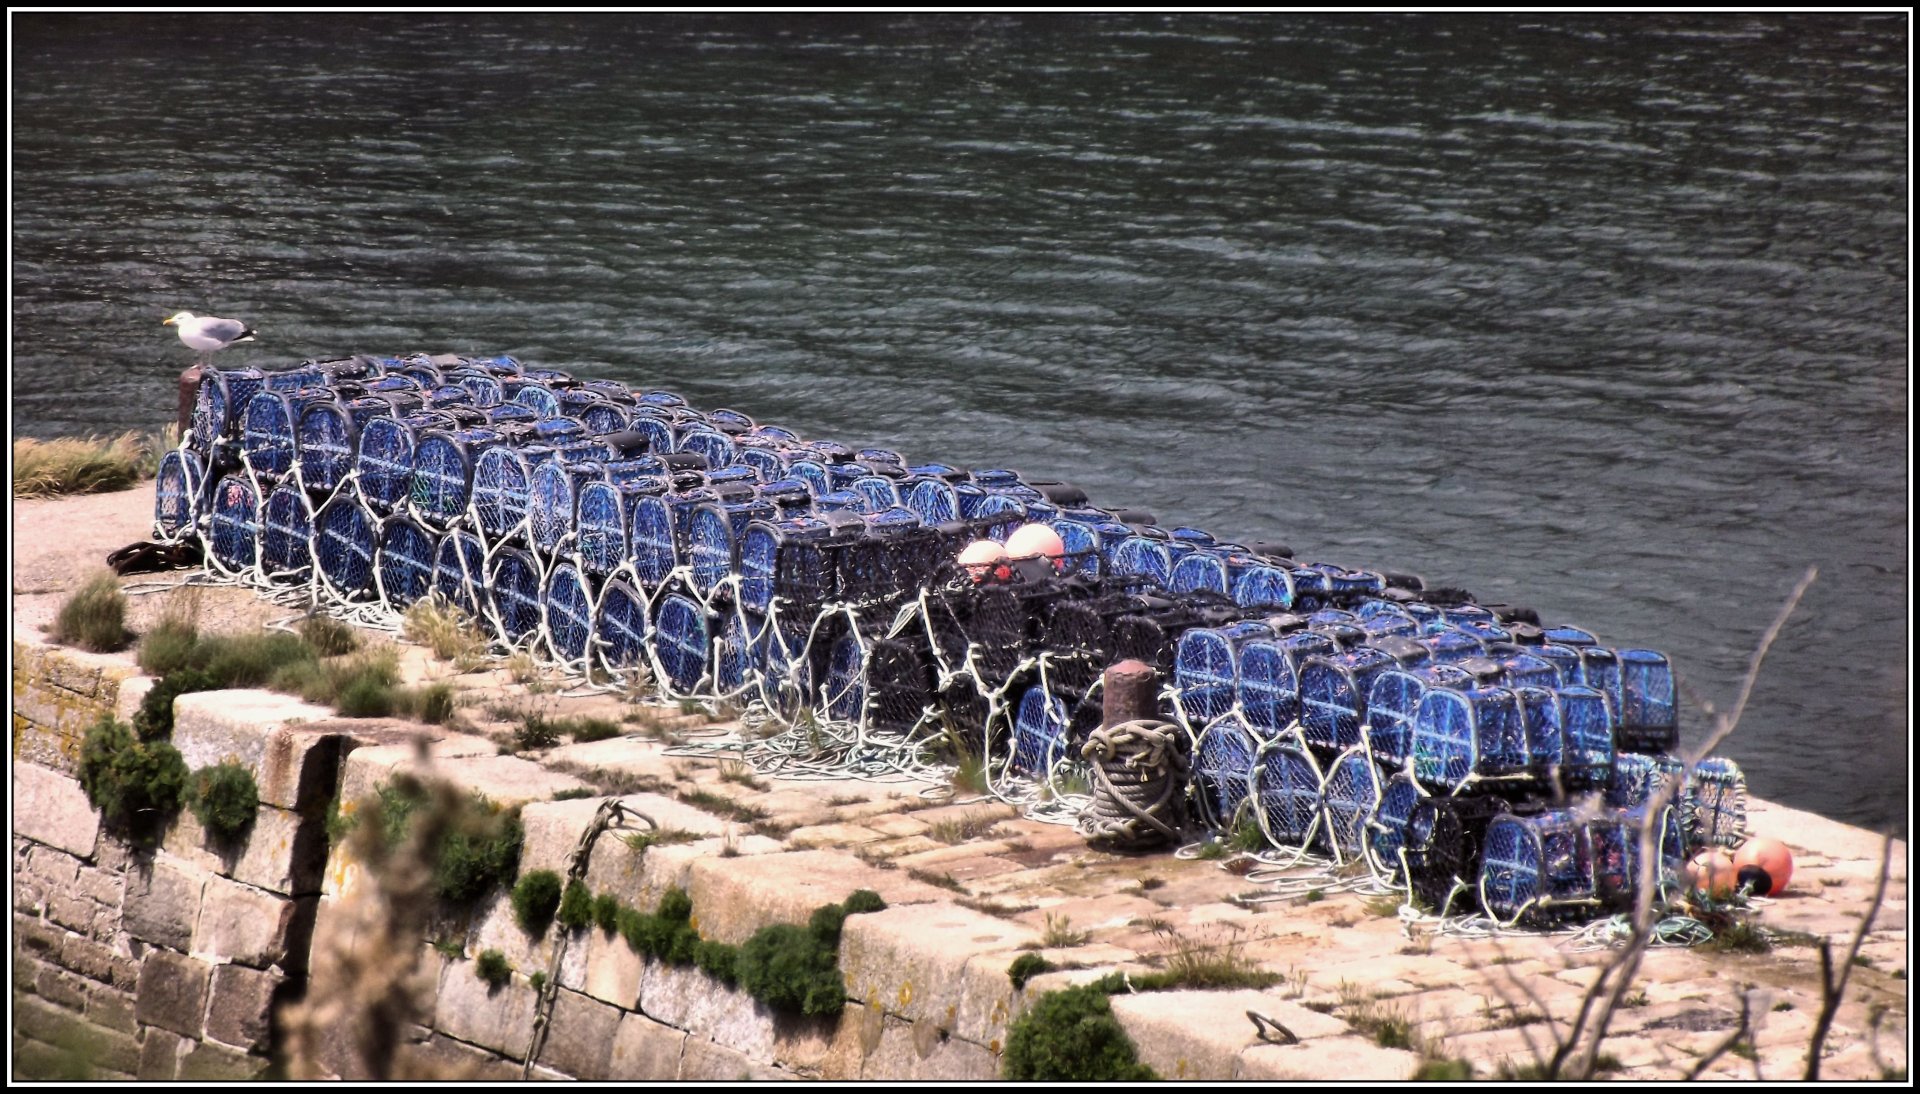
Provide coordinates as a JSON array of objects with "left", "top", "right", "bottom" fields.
[
  {"left": 410, "top": 427, "right": 504, "bottom": 530},
  {"left": 652, "top": 592, "right": 711, "bottom": 692},
  {"left": 1110, "top": 535, "right": 1174, "bottom": 587},
  {"left": 1236, "top": 631, "right": 1337, "bottom": 739},
  {"left": 1421, "top": 627, "right": 1485, "bottom": 665},
  {"left": 1172, "top": 621, "right": 1273, "bottom": 727},
  {"left": 596, "top": 577, "right": 651, "bottom": 670},
  {"left": 208, "top": 474, "right": 260, "bottom": 574},
  {"left": 1364, "top": 664, "right": 1473, "bottom": 767},
  {"left": 1411, "top": 685, "right": 1530, "bottom": 792},
  {"left": 313, "top": 491, "right": 378, "bottom": 599},
  {"left": 1367, "top": 772, "right": 1425, "bottom": 879},
  {"left": 1232, "top": 565, "right": 1297, "bottom": 610},
  {"left": 431, "top": 531, "right": 487, "bottom": 616},
  {"left": 1319, "top": 749, "right": 1382, "bottom": 859},
  {"left": 1298, "top": 645, "right": 1398, "bottom": 750},
  {"left": 1480, "top": 810, "right": 1599, "bottom": 925},
  {"left": 1169, "top": 549, "right": 1232, "bottom": 598},
  {"left": 1253, "top": 738, "right": 1322, "bottom": 848},
  {"left": 628, "top": 494, "right": 680, "bottom": 587},
  {"left": 679, "top": 428, "right": 736, "bottom": 471},
  {"left": 1191, "top": 714, "right": 1258, "bottom": 829},
  {"left": 374, "top": 515, "right": 438, "bottom": 608},
  {"left": 1011, "top": 686, "right": 1071, "bottom": 777},
  {"left": 471, "top": 446, "right": 533, "bottom": 542},
  {"left": 260, "top": 480, "right": 314, "bottom": 578},
  {"left": 528, "top": 458, "right": 607, "bottom": 555},
  {"left": 155, "top": 448, "right": 208, "bottom": 538},
  {"left": 488, "top": 547, "right": 544, "bottom": 646},
  {"left": 544, "top": 562, "right": 596, "bottom": 665},
  {"left": 1617, "top": 649, "right": 1678, "bottom": 746}
]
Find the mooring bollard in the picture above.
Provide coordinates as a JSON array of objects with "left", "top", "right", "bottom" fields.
[
  {"left": 1079, "top": 659, "right": 1188, "bottom": 849},
  {"left": 177, "top": 364, "right": 203, "bottom": 436}
]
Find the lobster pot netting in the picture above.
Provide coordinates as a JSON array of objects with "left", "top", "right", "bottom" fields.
[
  {"left": 314, "top": 491, "right": 379, "bottom": 601},
  {"left": 432, "top": 531, "right": 488, "bottom": 617},
  {"left": 208, "top": 475, "right": 260, "bottom": 576},
  {"left": 473, "top": 446, "right": 534, "bottom": 543},
  {"left": 375, "top": 516, "right": 439, "bottom": 608},
  {"left": 597, "top": 577, "right": 653, "bottom": 674},
  {"left": 155, "top": 449, "right": 207, "bottom": 539},
  {"left": 261, "top": 481, "right": 316, "bottom": 578},
  {"left": 544, "top": 562, "right": 597, "bottom": 667},
  {"left": 489, "top": 547, "right": 546, "bottom": 648}
]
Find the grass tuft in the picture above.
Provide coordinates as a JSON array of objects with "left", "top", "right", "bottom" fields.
[
  {"left": 401, "top": 594, "right": 491, "bottom": 670},
  {"left": 14, "top": 431, "right": 157, "bottom": 498},
  {"left": 51, "top": 571, "right": 133, "bottom": 653}
]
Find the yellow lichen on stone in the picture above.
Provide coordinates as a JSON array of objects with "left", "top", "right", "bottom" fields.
[{"left": 898, "top": 980, "right": 913, "bottom": 1008}]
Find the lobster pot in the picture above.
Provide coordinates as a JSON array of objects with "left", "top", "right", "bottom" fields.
[
  {"left": 1587, "top": 808, "right": 1682, "bottom": 908},
  {"left": 628, "top": 494, "right": 680, "bottom": 588},
  {"left": 1110, "top": 535, "right": 1174, "bottom": 587},
  {"left": 713, "top": 608, "right": 761, "bottom": 698},
  {"left": 1253, "top": 737, "right": 1323, "bottom": 848},
  {"left": 757, "top": 621, "right": 816, "bottom": 720},
  {"left": 1479, "top": 810, "right": 1600, "bottom": 926},
  {"left": 1576, "top": 646, "right": 1623, "bottom": 716},
  {"left": 260, "top": 481, "right": 315, "bottom": 578},
  {"left": 1052, "top": 521, "right": 1103, "bottom": 577},
  {"left": 1421, "top": 628, "right": 1485, "bottom": 666},
  {"left": 629, "top": 417, "right": 677, "bottom": 460},
  {"left": 755, "top": 479, "right": 813, "bottom": 516},
  {"left": 704, "top": 407, "right": 755, "bottom": 434},
  {"left": 392, "top": 361, "right": 444, "bottom": 389},
  {"left": 966, "top": 490, "right": 1027, "bottom": 540},
  {"left": 155, "top": 449, "right": 207, "bottom": 537},
  {"left": 488, "top": 547, "right": 545, "bottom": 647},
  {"left": 1359, "top": 612, "right": 1421, "bottom": 643},
  {"left": 815, "top": 490, "right": 866, "bottom": 514},
  {"left": 1543, "top": 625, "right": 1599, "bottom": 647},
  {"left": 1191, "top": 715, "right": 1258, "bottom": 829},
  {"left": 208, "top": 474, "right": 261, "bottom": 574},
  {"left": 836, "top": 511, "right": 933, "bottom": 605},
  {"left": 1172, "top": 622, "right": 1272, "bottom": 727},
  {"left": 955, "top": 585, "right": 1029, "bottom": 683},
  {"left": 1039, "top": 596, "right": 1123, "bottom": 698},
  {"left": 527, "top": 416, "right": 588, "bottom": 447},
  {"left": 411, "top": 428, "right": 503, "bottom": 530},
  {"left": 1681, "top": 757, "right": 1748, "bottom": 851},
  {"left": 1512, "top": 685, "right": 1614, "bottom": 790},
  {"left": 425, "top": 384, "right": 475, "bottom": 410},
  {"left": 786, "top": 459, "right": 832, "bottom": 498},
  {"left": 472, "top": 446, "right": 534, "bottom": 543},
  {"left": 189, "top": 370, "right": 233, "bottom": 450},
  {"left": 240, "top": 390, "right": 301, "bottom": 479},
  {"left": 431, "top": 531, "right": 487, "bottom": 616},
  {"left": 867, "top": 636, "right": 935, "bottom": 734},
  {"left": 840, "top": 475, "right": 893, "bottom": 515},
  {"left": 736, "top": 442, "right": 789, "bottom": 484},
  {"left": 1319, "top": 748, "right": 1383, "bottom": 859},
  {"left": 529, "top": 458, "right": 606, "bottom": 555},
  {"left": 1410, "top": 686, "right": 1530, "bottom": 793},
  {"left": 296, "top": 399, "right": 358, "bottom": 494},
  {"left": 578, "top": 400, "right": 631, "bottom": 436},
  {"left": 1011, "top": 686, "right": 1071, "bottom": 777},
  {"left": 1298, "top": 645, "right": 1398, "bottom": 751},
  {"left": 576, "top": 481, "right": 656, "bottom": 577},
  {"left": 903, "top": 478, "right": 960, "bottom": 525},
  {"left": 1450, "top": 617, "right": 1510, "bottom": 646},
  {"left": 314, "top": 491, "right": 379, "bottom": 599},
  {"left": 356, "top": 415, "right": 423, "bottom": 515},
  {"left": 513, "top": 383, "right": 563, "bottom": 418},
  {"left": 1487, "top": 648, "right": 1559, "bottom": 691},
  {"left": 1170, "top": 550, "right": 1231, "bottom": 598},
  {"left": 678, "top": 428, "right": 736, "bottom": 471},
  {"left": 736, "top": 516, "right": 848, "bottom": 617},
  {"left": 1367, "top": 773, "right": 1426, "bottom": 879},
  {"left": 1605, "top": 752, "right": 1685, "bottom": 810},
  {"left": 1365, "top": 665, "right": 1473, "bottom": 767},
  {"left": 375, "top": 515, "right": 439, "bottom": 608},
  {"left": 818, "top": 629, "right": 868, "bottom": 722},
  {"left": 262, "top": 366, "right": 325, "bottom": 393},
  {"left": 1402, "top": 794, "right": 1512, "bottom": 914},
  {"left": 544, "top": 562, "right": 596, "bottom": 665},
  {"left": 652, "top": 592, "right": 711, "bottom": 693},
  {"left": 1619, "top": 803, "right": 1687, "bottom": 896},
  {"left": 1615, "top": 649, "right": 1679, "bottom": 754},
  {"left": 596, "top": 577, "right": 652, "bottom": 671},
  {"left": 1235, "top": 633, "right": 1321, "bottom": 738},
  {"left": 682, "top": 503, "right": 739, "bottom": 597},
  {"left": 485, "top": 403, "right": 537, "bottom": 426}
]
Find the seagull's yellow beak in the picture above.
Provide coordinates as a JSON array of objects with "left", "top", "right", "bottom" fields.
[{"left": 162, "top": 316, "right": 175, "bottom": 326}]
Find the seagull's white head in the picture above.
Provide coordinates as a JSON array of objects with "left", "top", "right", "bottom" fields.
[{"left": 163, "top": 310, "right": 197, "bottom": 327}]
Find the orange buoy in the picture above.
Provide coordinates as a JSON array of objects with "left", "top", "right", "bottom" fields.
[
  {"left": 1687, "top": 848, "right": 1739, "bottom": 900},
  {"left": 957, "top": 539, "right": 1009, "bottom": 583},
  {"left": 1733, "top": 836, "right": 1794, "bottom": 897},
  {"left": 1005, "top": 523, "right": 1065, "bottom": 571}
]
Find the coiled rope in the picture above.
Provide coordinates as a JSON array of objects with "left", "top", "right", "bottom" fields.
[{"left": 1076, "top": 718, "right": 1189, "bottom": 848}]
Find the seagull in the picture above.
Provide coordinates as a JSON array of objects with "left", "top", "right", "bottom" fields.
[{"left": 163, "top": 310, "right": 256, "bottom": 366}]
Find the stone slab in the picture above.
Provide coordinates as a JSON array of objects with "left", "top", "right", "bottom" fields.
[
  {"left": 192, "top": 874, "right": 294, "bottom": 968},
  {"left": 1112, "top": 989, "right": 1358, "bottom": 1080},
  {"left": 13, "top": 762, "right": 100, "bottom": 857},
  {"left": 135, "top": 950, "right": 213, "bottom": 1038},
  {"left": 124, "top": 854, "right": 207, "bottom": 951},
  {"left": 686, "top": 850, "right": 952, "bottom": 946},
  {"left": 171, "top": 690, "right": 342, "bottom": 811},
  {"left": 556, "top": 921, "right": 643, "bottom": 1009},
  {"left": 536, "top": 988, "right": 622, "bottom": 1080},
  {"left": 179, "top": 1038, "right": 270, "bottom": 1081},
  {"left": 434, "top": 958, "right": 539, "bottom": 1059},
  {"left": 608, "top": 1012, "right": 687, "bottom": 1080},
  {"left": 840, "top": 903, "right": 1035, "bottom": 1047},
  {"left": 680, "top": 1036, "right": 793, "bottom": 1081},
  {"left": 861, "top": 1014, "right": 999, "bottom": 1081},
  {"left": 1237, "top": 1036, "right": 1421, "bottom": 1081},
  {"left": 206, "top": 963, "right": 284, "bottom": 1052}
]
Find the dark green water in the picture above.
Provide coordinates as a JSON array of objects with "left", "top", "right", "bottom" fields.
[{"left": 12, "top": 14, "right": 1908, "bottom": 833}]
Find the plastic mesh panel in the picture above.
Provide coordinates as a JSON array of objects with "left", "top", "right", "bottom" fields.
[
  {"left": 297, "top": 401, "right": 355, "bottom": 492},
  {"left": 544, "top": 562, "right": 595, "bottom": 663},
  {"left": 597, "top": 578, "right": 651, "bottom": 669},
  {"left": 240, "top": 392, "right": 297, "bottom": 479},
  {"left": 209, "top": 475, "right": 260, "bottom": 572},
  {"left": 489, "top": 548, "right": 544, "bottom": 645},
  {"left": 473, "top": 446, "right": 532, "bottom": 542},
  {"left": 357, "top": 416, "right": 418, "bottom": 514},
  {"left": 1253, "top": 739, "right": 1321, "bottom": 847},
  {"left": 630, "top": 495, "right": 678, "bottom": 587},
  {"left": 314, "top": 493, "right": 378, "bottom": 598},
  {"left": 375, "top": 516, "right": 438, "bottom": 607},
  {"left": 1320, "top": 749, "right": 1382, "bottom": 858},
  {"left": 1011, "top": 687, "right": 1070, "bottom": 777},
  {"left": 411, "top": 431, "right": 486, "bottom": 530},
  {"left": 431, "top": 531, "right": 487, "bottom": 615},
  {"left": 684, "top": 504, "right": 735, "bottom": 597},
  {"left": 155, "top": 449, "right": 204, "bottom": 537},
  {"left": 261, "top": 482, "right": 314, "bottom": 576},
  {"left": 1191, "top": 715, "right": 1257, "bottom": 829},
  {"left": 653, "top": 593, "right": 710, "bottom": 692}
]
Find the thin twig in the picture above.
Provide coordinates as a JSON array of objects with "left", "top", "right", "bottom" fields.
[
  {"left": 1684, "top": 989, "right": 1753, "bottom": 1080},
  {"left": 1805, "top": 835, "right": 1894, "bottom": 1080}
]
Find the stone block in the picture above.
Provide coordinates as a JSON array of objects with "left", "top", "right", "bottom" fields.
[
  {"left": 206, "top": 963, "right": 284, "bottom": 1052},
  {"left": 192, "top": 875, "right": 294, "bottom": 968},
  {"left": 840, "top": 903, "right": 1035, "bottom": 1049},
  {"left": 518, "top": 796, "right": 613, "bottom": 874},
  {"left": 686, "top": 849, "right": 951, "bottom": 946},
  {"left": 170, "top": 690, "right": 341, "bottom": 812},
  {"left": 229, "top": 804, "right": 329, "bottom": 896},
  {"left": 434, "top": 958, "right": 539, "bottom": 1059},
  {"left": 15, "top": 914, "right": 66, "bottom": 957},
  {"left": 135, "top": 950, "right": 212, "bottom": 1037},
  {"left": 467, "top": 886, "right": 555, "bottom": 980},
  {"left": 680, "top": 1036, "right": 793, "bottom": 1081},
  {"left": 112, "top": 674, "right": 155, "bottom": 726},
  {"left": 46, "top": 891, "right": 98, "bottom": 935},
  {"left": 1111, "top": 989, "right": 1350, "bottom": 1081},
  {"left": 861, "top": 1015, "right": 999, "bottom": 1081},
  {"left": 83, "top": 982, "right": 138, "bottom": 1034},
  {"left": 412, "top": 1033, "right": 523, "bottom": 1081},
  {"left": 138, "top": 1028, "right": 187, "bottom": 1080},
  {"left": 556, "top": 921, "right": 643, "bottom": 1009},
  {"left": 34, "top": 966, "right": 88, "bottom": 1009},
  {"left": 74, "top": 864, "right": 125, "bottom": 906},
  {"left": 178, "top": 1038, "right": 269, "bottom": 1081},
  {"left": 608, "top": 1012, "right": 688, "bottom": 1080},
  {"left": 1237, "top": 1036, "right": 1420, "bottom": 1081},
  {"left": 27, "top": 844, "right": 82, "bottom": 893},
  {"left": 536, "top": 988, "right": 622, "bottom": 1080},
  {"left": 12, "top": 995, "right": 140, "bottom": 1077},
  {"left": 342, "top": 745, "right": 585, "bottom": 813},
  {"left": 13, "top": 763, "right": 100, "bottom": 857},
  {"left": 638, "top": 960, "right": 772, "bottom": 1056},
  {"left": 334, "top": 728, "right": 501, "bottom": 806},
  {"left": 124, "top": 855, "right": 207, "bottom": 951}
]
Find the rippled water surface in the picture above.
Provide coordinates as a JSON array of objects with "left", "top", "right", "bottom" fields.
[{"left": 13, "top": 14, "right": 1908, "bottom": 832}]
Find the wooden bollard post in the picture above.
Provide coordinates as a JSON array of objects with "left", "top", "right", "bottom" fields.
[
  {"left": 177, "top": 364, "right": 203, "bottom": 437},
  {"left": 1101, "top": 659, "right": 1158, "bottom": 728}
]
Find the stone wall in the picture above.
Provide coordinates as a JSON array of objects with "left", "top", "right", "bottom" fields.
[{"left": 12, "top": 637, "right": 150, "bottom": 776}]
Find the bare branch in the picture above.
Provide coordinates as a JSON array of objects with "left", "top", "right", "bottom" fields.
[
  {"left": 1805, "top": 835, "right": 1894, "bottom": 1079},
  {"left": 1684, "top": 989, "right": 1754, "bottom": 1080}
]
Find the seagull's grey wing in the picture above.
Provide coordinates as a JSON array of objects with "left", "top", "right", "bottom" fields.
[{"left": 199, "top": 317, "right": 254, "bottom": 343}]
